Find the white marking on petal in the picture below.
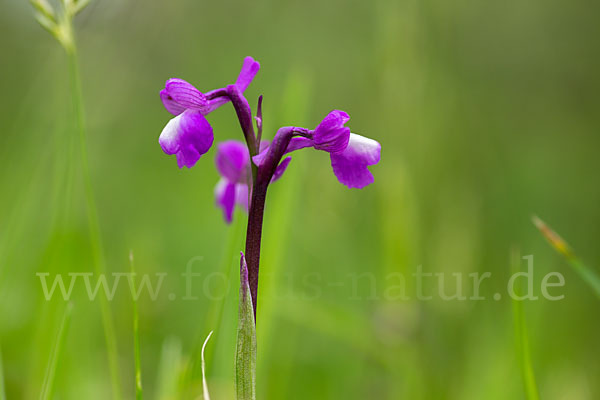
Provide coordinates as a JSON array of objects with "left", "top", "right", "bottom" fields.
[
  {"left": 158, "top": 114, "right": 184, "bottom": 154},
  {"left": 345, "top": 133, "right": 381, "bottom": 165}
]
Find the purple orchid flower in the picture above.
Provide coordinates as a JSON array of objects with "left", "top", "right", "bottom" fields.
[
  {"left": 214, "top": 140, "right": 290, "bottom": 223},
  {"left": 157, "top": 56, "right": 381, "bottom": 320},
  {"left": 158, "top": 57, "right": 260, "bottom": 168},
  {"left": 253, "top": 110, "right": 381, "bottom": 189}
]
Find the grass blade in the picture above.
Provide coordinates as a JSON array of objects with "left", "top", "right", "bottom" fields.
[
  {"left": 201, "top": 331, "right": 213, "bottom": 400},
  {"left": 236, "top": 253, "right": 256, "bottom": 400},
  {"left": 532, "top": 215, "right": 600, "bottom": 298},
  {"left": 155, "top": 336, "right": 182, "bottom": 400},
  {"left": 0, "top": 343, "right": 6, "bottom": 400},
  {"left": 187, "top": 214, "right": 243, "bottom": 383},
  {"left": 39, "top": 302, "right": 73, "bottom": 400},
  {"left": 511, "top": 249, "right": 540, "bottom": 400},
  {"left": 130, "top": 252, "right": 143, "bottom": 400},
  {"left": 68, "top": 42, "right": 122, "bottom": 400}
]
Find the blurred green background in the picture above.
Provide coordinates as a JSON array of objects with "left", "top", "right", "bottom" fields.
[{"left": 1, "top": 0, "right": 600, "bottom": 398}]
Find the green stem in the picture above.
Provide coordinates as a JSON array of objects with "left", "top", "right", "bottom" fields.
[
  {"left": 0, "top": 343, "right": 6, "bottom": 400},
  {"left": 185, "top": 216, "right": 243, "bottom": 384},
  {"left": 568, "top": 258, "right": 600, "bottom": 299},
  {"left": 511, "top": 250, "right": 540, "bottom": 400},
  {"left": 66, "top": 45, "right": 122, "bottom": 400},
  {"left": 40, "top": 303, "right": 73, "bottom": 400},
  {"left": 130, "top": 254, "right": 143, "bottom": 400}
]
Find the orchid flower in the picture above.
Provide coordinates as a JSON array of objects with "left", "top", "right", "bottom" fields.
[
  {"left": 158, "top": 57, "right": 381, "bottom": 318},
  {"left": 158, "top": 57, "right": 260, "bottom": 168},
  {"left": 253, "top": 110, "right": 381, "bottom": 189},
  {"left": 214, "top": 141, "right": 290, "bottom": 223}
]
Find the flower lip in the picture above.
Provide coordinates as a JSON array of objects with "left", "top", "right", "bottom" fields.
[
  {"left": 158, "top": 109, "right": 214, "bottom": 168},
  {"left": 215, "top": 140, "right": 250, "bottom": 183},
  {"left": 330, "top": 133, "right": 381, "bottom": 189},
  {"left": 214, "top": 179, "right": 237, "bottom": 223},
  {"left": 312, "top": 110, "right": 351, "bottom": 153}
]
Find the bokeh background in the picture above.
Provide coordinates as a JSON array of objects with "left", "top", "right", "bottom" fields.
[{"left": 1, "top": 0, "right": 600, "bottom": 398}]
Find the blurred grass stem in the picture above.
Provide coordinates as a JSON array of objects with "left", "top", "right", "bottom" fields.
[
  {"left": 511, "top": 249, "right": 540, "bottom": 400},
  {"left": 66, "top": 40, "right": 122, "bottom": 400},
  {"left": 0, "top": 344, "right": 5, "bottom": 400},
  {"left": 39, "top": 303, "right": 73, "bottom": 400},
  {"left": 130, "top": 253, "right": 143, "bottom": 400}
]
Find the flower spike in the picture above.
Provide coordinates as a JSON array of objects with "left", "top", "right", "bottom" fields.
[{"left": 157, "top": 56, "right": 381, "bottom": 322}]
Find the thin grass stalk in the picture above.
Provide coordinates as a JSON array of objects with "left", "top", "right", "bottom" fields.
[
  {"left": 66, "top": 44, "right": 122, "bottom": 400},
  {"left": 39, "top": 303, "right": 73, "bottom": 400},
  {"left": 130, "top": 253, "right": 143, "bottom": 399},
  {"left": 511, "top": 249, "right": 540, "bottom": 400},
  {"left": 201, "top": 216, "right": 243, "bottom": 371},
  {"left": 532, "top": 215, "right": 600, "bottom": 298},
  {"left": 201, "top": 331, "right": 213, "bottom": 400},
  {"left": 0, "top": 344, "right": 6, "bottom": 400}
]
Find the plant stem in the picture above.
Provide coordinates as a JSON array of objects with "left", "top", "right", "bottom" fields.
[
  {"left": 66, "top": 45, "right": 122, "bottom": 400},
  {"left": 511, "top": 249, "right": 540, "bottom": 400},
  {"left": 0, "top": 343, "right": 6, "bottom": 400},
  {"left": 40, "top": 303, "right": 73, "bottom": 400},
  {"left": 130, "top": 253, "right": 143, "bottom": 400},
  {"left": 244, "top": 183, "right": 268, "bottom": 319},
  {"left": 244, "top": 128, "right": 295, "bottom": 320}
]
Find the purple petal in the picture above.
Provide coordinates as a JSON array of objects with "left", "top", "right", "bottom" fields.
[
  {"left": 247, "top": 140, "right": 273, "bottom": 167},
  {"left": 159, "top": 109, "right": 214, "bottom": 168},
  {"left": 215, "top": 179, "right": 237, "bottom": 224},
  {"left": 215, "top": 141, "right": 250, "bottom": 183},
  {"left": 251, "top": 148, "right": 268, "bottom": 167},
  {"left": 286, "top": 137, "right": 314, "bottom": 153},
  {"left": 271, "top": 157, "right": 291, "bottom": 182},
  {"left": 235, "top": 183, "right": 249, "bottom": 212},
  {"left": 203, "top": 96, "right": 230, "bottom": 114},
  {"left": 160, "top": 89, "right": 187, "bottom": 116},
  {"left": 176, "top": 144, "right": 201, "bottom": 169},
  {"left": 313, "top": 110, "right": 351, "bottom": 153},
  {"left": 330, "top": 133, "right": 381, "bottom": 189},
  {"left": 235, "top": 56, "right": 260, "bottom": 92},
  {"left": 161, "top": 79, "right": 208, "bottom": 116},
  {"left": 202, "top": 57, "right": 260, "bottom": 115},
  {"left": 258, "top": 140, "right": 270, "bottom": 153}
]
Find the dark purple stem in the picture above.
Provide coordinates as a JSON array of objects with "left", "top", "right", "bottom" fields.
[
  {"left": 209, "top": 87, "right": 309, "bottom": 322},
  {"left": 226, "top": 85, "right": 258, "bottom": 158},
  {"left": 244, "top": 127, "right": 303, "bottom": 319}
]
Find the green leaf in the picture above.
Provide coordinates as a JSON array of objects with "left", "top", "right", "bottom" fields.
[
  {"left": 235, "top": 253, "right": 256, "bottom": 400},
  {"left": 532, "top": 215, "right": 600, "bottom": 299},
  {"left": 201, "top": 331, "right": 214, "bottom": 400}
]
